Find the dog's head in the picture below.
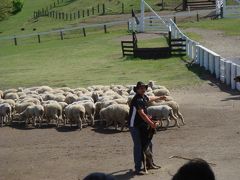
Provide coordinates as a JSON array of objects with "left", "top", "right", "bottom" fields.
[{"left": 234, "top": 76, "right": 240, "bottom": 82}]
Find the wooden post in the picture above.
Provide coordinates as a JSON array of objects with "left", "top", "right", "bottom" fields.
[
  {"left": 92, "top": 7, "right": 95, "bottom": 15},
  {"left": 83, "top": 28, "right": 86, "bottom": 37},
  {"left": 97, "top": 4, "right": 100, "bottom": 13},
  {"left": 87, "top": 9, "right": 89, "bottom": 16},
  {"left": 168, "top": 31, "right": 172, "bottom": 54},
  {"left": 14, "top": 37, "right": 17, "bottom": 46},
  {"left": 183, "top": 0, "right": 187, "bottom": 11},
  {"left": 102, "top": 4, "right": 105, "bottom": 15},
  {"left": 104, "top": 25, "right": 107, "bottom": 33},
  {"left": 78, "top": 10, "right": 80, "bottom": 18},
  {"left": 37, "top": 34, "right": 41, "bottom": 43},
  {"left": 62, "top": 12, "right": 64, "bottom": 20},
  {"left": 83, "top": 10, "right": 85, "bottom": 17},
  {"left": 220, "top": 6, "right": 223, "bottom": 18},
  {"left": 197, "top": 12, "right": 199, "bottom": 21},
  {"left": 54, "top": 2, "right": 56, "bottom": 7},
  {"left": 60, "top": 31, "right": 64, "bottom": 40},
  {"left": 59, "top": 12, "right": 61, "bottom": 19},
  {"left": 122, "top": 3, "right": 124, "bottom": 14},
  {"left": 174, "top": 16, "right": 176, "bottom": 24}
]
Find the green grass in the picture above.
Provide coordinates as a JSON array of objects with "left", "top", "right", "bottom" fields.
[
  {"left": 0, "top": 0, "right": 179, "bottom": 36},
  {"left": 0, "top": 27, "right": 203, "bottom": 90},
  {"left": 179, "top": 18, "right": 240, "bottom": 36}
]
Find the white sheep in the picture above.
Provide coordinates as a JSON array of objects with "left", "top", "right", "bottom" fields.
[
  {"left": 65, "top": 104, "right": 85, "bottom": 129},
  {"left": 0, "top": 103, "right": 12, "bottom": 127},
  {"left": 100, "top": 104, "right": 129, "bottom": 131},
  {"left": 43, "top": 103, "right": 62, "bottom": 127},
  {"left": 94, "top": 100, "right": 117, "bottom": 120},
  {"left": 153, "top": 89, "right": 170, "bottom": 96},
  {"left": 20, "top": 97, "right": 41, "bottom": 105},
  {"left": 149, "top": 101, "right": 185, "bottom": 126},
  {"left": 0, "top": 90, "right": 3, "bottom": 99},
  {"left": 0, "top": 99, "right": 15, "bottom": 110},
  {"left": 20, "top": 105, "right": 44, "bottom": 127},
  {"left": 147, "top": 105, "right": 179, "bottom": 128},
  {"left": 3, "top": 89, "right": 17, "bottom": 97},
  {"left": 15, "top": 102, "right": 35, "bottom": 114},
  {"left": 4, "top": 93, "right": 19, "bottom": 101},
  {"left": 65, "top": 94, "right": 78, "bottom": 104}
]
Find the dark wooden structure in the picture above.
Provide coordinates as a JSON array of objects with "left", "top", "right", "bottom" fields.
[
  {"left": 168, "top": 31, "right": 186, "bottom": 55},
  {"left": 175, "top": 0, "right": 216, "bottom": 11},
  {"left": 121, "top": 32, "right": 186, "bottom": 59}
]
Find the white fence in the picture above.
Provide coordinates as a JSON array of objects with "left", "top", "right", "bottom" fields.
[
  {"left": 168, "top": 19, "right": 240, "bottom": 91},
  {"left": 128, "top": 16, "right": 168, "bottom": 33},
  {"left": 223, "top": 0, "right": 240, "bottom": 18}
]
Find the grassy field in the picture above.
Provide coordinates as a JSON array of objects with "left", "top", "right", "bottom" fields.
[
  {"left": 0, "top": 26, "right": 203, "bottom": 89},
  {"left": 179, "top": 18, "right": 240, "bottom": 36},
  {"left": 0, "top": 0, "right": 179, "bottom": 36},
  {"left": 2, "top": 0, "right": 239, "bottom": 90}
]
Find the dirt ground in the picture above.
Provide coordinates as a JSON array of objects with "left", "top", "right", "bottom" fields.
[
  {"left": 184, "top": 28, "right": 240, "bottom": 61},
  {"left": 0, "top": 77, "right": 240, "bottom": 180}
]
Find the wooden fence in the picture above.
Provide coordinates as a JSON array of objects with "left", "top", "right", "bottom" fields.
[
  {"left": 0, "top": 21, "right": 126, "bottom": 46},
  {"left": 33, "top": 2, "right": 126, "bottom": 20}
]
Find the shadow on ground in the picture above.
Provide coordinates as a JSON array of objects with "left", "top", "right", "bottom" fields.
[
  {"left": 108, "top": 169, "right": 135, "bottom": 180},
  {"left": 184, "top": 59, "right": 240, "bottom": 98}
]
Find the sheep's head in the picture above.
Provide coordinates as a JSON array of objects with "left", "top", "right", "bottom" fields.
[
  {"left": 234, "top": 76, "right": 240, "bottom": 82},
  {"left": 148, "top": 80, "right": 156, "bottom": 88}
]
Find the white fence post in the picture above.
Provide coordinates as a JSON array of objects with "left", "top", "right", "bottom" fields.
[
  {"left": 225, "top": 61, "right": 231, "bottom": 86},
  {"left": 236, "top": 65, "right": 240, "bottom": 91},
  {"left": 208, "top": 54, "right": 213, "bottom": 74},
  {"left": 220, "top": 58, "right": 226, "bottom": 83},
  {"left": 231, "top": 63, "right": 237, "bottom": 89},
  {"left": 196, "top": 45, "right": 200, "bottom": 64},
  {"left": 215, "top": 55, "right": 220, "bottom": 79},
  {"left": 204, "top": 50, "right": 209, "bottom": 70},
  {"left": 199, "top": 47, "right": 204, "bottom": 67}
]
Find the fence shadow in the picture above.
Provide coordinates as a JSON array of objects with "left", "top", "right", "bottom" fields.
[
  {"left": 108, "top": 169, "right": 135, "bottom": 180},
  {"left": 185, "top": 61, "right": 240, "bottom": 96}
]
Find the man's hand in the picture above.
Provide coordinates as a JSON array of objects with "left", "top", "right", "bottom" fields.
[{"left": 158, "top": 96, "right": 166, "bottom": 101}]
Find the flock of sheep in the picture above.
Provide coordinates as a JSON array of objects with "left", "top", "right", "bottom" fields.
[{"left": 0, "top": 81, "right": 185, "bottom": 130}]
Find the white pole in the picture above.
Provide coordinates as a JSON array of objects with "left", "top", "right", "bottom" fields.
[
  {"left": 140, "top": 0, "right": 145, "bottom": 32},
  {"left": 223, "top": 0, "right": 226, "bottom": 18}
]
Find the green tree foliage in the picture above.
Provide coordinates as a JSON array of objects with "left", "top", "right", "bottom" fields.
[{"left": 12, "top": 0, "right": 24, "bottom": 14}]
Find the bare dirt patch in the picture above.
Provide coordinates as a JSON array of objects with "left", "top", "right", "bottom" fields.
[
  {"left": 184, "top": 28, "right": 240, "bottom": 60},
  {"left": 0, "top": 81, "right": 240, "bottom": 180}
]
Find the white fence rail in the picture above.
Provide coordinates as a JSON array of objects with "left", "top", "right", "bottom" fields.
[{"left": 168, "top": 19, "right": 240, "bottom": 91}]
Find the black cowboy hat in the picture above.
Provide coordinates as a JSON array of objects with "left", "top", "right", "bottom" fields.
[{"left": 133, "top": 81, "right": 148, "bottom": 92}]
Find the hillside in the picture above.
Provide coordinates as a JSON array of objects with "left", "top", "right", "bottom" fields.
[{"left": 0, "top": 0, "right": 179, "bottom": 36}]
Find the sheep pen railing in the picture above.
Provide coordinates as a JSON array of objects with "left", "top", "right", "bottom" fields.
[{"left": 168, "top": 19, "right": 240, "bottom": 91}]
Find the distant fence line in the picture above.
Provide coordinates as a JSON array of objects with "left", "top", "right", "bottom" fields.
[
  {"left": 0, "top": 20, "right": 128, "bottom": 46},
  {"left": 33, "top": 2, "right": 126, "bottom": 20},
  {"left": 168, "top": 19, "right": 240, "bottom": 91}
]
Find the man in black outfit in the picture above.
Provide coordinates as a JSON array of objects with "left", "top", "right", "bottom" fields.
[{"left": 128, "top": 81, "right": 166, "bottom": 175}]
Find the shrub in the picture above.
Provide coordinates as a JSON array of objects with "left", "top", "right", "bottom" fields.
[{"left": 12, "top": 0, "right": 24, "bottom": 14}]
